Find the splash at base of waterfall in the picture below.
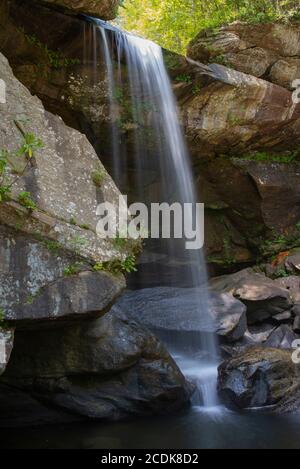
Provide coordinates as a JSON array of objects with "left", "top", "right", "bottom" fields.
[{"left": 172, "top": 353, "right": 224, "bottom": 415}]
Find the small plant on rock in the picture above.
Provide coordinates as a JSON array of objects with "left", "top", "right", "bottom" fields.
[
  {"left": 16, "top": 132, "right": 43, "bottom": 159},
  {"left": 63, "top": 262, "right": 83, "bottom": 277},
  {"left": 18, "top": 191, "right": 37, "bottom": 210},
  {"left": 93, "top": 255, "right": 138, "bottom": 275},
  {"left": 91, "top": 169, "right": 106, "bottom": 187},
  {"left": 0, "top": 127, "right": 43, "bottom": 206}
]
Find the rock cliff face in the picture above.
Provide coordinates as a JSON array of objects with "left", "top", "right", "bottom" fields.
[
  {"left": 3, "top": 2, "right": 300, "bottom": 271},
  {"left": 0, "top": 51, "right": 128, "bottom": 325},
  {"left": 187, "top": 22, "right": 300, "bottom": 90},
  {"left": 218, "top": 347, "right": 300, "bottom": 412}
]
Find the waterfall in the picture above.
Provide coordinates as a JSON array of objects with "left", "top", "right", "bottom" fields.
[{"left": 85, "top": 18, "right": 219, "bottom": 409}]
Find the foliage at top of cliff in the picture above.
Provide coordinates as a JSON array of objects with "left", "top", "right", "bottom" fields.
[{"left": 118, "top": 0, "right": 300, "bottom": 54}]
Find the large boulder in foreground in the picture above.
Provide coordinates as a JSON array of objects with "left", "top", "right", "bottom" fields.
[
  {"left": 0, "top": 309, "right": 191, "bottom": 425},
  {"left": 218, "top": 347, "right": 300, "bottom": 412},
  {"left": 33, "top": 0, "right": 119, "bottom": 19},
  {"left": 113, "top": 287, "right": 247, "bottom": 342}
]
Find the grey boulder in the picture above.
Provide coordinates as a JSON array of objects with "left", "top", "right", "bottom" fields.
[
  {"left": 218, "top": 347, "right": 300, "bottom": 411},
  {"left": 211, "top": 269, "right": 292, "bottom": 324},
  {"left": 113, "top": 287, "right": 247, "bottom": 341},
  {"left": 0, "top": 309, "right": 191, "bottom": 423}
]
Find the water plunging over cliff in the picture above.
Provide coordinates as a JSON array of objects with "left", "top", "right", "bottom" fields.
[{"left": 85, "top": 19, "right": 219, "bottom": 409}]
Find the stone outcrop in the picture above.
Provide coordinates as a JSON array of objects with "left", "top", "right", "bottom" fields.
[
  {"left": 33, "top": 0, "right": 119, "bottom": 19},
  {"left": 187, "top": 22, "right": 300, "bottom": 90},
  {"left": 218, "top": 347, "right": 300, "bottom": 412},
  {"left": 0, "top": 50, "right": 131, "bottom": 326},
  {"left": 0, "top": 309, "right": 191, "bottom": 425},
  {"left": 113, "top": 287, "right": 247, "bottom": 342},
  {"left": 211, "top": 268, "right": 292, "bottom": 324},
  {"left": 210, "top": 268, "right": 300, "bottom": 364}
]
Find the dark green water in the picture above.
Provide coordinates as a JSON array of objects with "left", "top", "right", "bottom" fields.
[{"left": 1, "top": 407, "right": 300, "bottom": 449}]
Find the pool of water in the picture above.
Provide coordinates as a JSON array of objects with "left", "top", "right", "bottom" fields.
[
  {"left": 1, "top": 407, "right": 300, "bottom": 449},
  {"left": 1, "top": 333, "right": 298, "bottom": 449}
]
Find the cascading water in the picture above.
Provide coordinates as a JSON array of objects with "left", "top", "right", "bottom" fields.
[{"left": 85, "top": 18, "right": 219, "bottom": 410}]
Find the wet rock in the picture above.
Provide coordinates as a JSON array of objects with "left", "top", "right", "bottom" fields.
[
  {"left": 113, "top": 287, "right": 247, "bottom": 342},
  {"left": 264, "top": 325, "right": 299, "bottom": 349},
  {"left": 0, "top": 309, "right": 191, "bottom": 423},
  {"left": 33, "top": 0, "right": 119, "bottom": 19},
  {"left": 218, "top": 347, "right": 300, "bottom": 411},
  {"left": 221, "top": 324, "right": 277, "bottom": 358}
]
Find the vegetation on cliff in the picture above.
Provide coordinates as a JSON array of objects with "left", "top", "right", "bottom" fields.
[{"left": 119, "top": 0, "right": 300, "bottom": 53}]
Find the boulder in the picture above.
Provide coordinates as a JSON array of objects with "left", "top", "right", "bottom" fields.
[
  {"left": 264, "top": 325, "right": 299, "bottom": 349},
  {"left": 187, "top": 21, "right": 300, "bottom": 89},
  {"left": 284, "top": 249, "right": 300, "bottom": 275},
  {"left": 0, "top": 50, "right": 134, "bottom": 326},
  {"left": 113, "top": 287, "right": 247, "bottom": 342},
  {"left": 270, "top": 57, "right": 300, "bottom": 90},
  {"left": 0, "top": 309, "right": 191, "bottom": 424},
  {"left": 218, "top": 347, "right": 300, "bottom": 411},
  {"left": 33, "top": 0, "right": 120, "bottom": 19},
  {"left": 275, "top": 275, "right": 300, "bottom": 304},
  {"left": 180, "top": 64, "right": 300, "bottom": 158},
  {"left": 210, "top": 292, "right": 247, "bottom": 342},
  {"left": 211, "top": 269, "right": 292, "bottom": 324}
]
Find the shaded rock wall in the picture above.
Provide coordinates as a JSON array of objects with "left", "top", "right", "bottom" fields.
[
  {"left": 0, "top": 309, "right": 191, "bottom": 425},
  {"left": 31, "top": 0, "right": 119, "bottom": 20},
  {"left": 3, "top": 2, "right": 300, "bottom": 271}
]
